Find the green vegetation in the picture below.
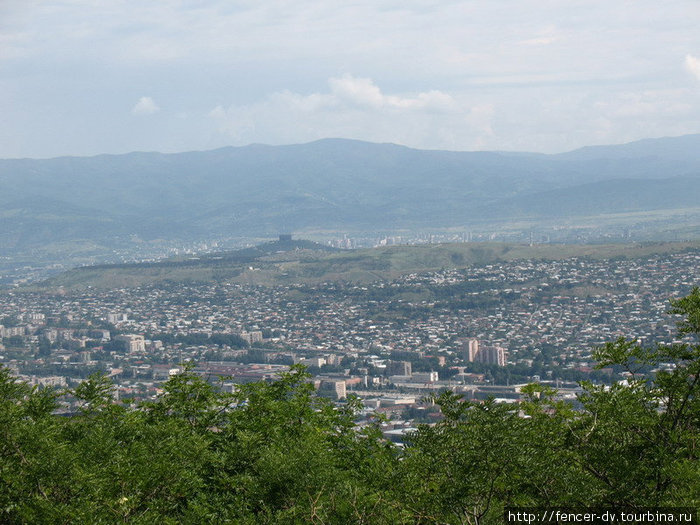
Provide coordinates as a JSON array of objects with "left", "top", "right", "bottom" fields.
[
  {"left": 34, "top": 240, "right": 700, "bottom": 290},
  {"left": 2, "top": 290, "right": 699, "bottom": 523}
]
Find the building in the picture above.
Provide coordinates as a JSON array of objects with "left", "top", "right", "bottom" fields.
[
  {"left": 107, "top": 313, "right": 128, "bottom": 324},
  {"left": 464, "top": 338, "right": 480, "bottom": 362},
  {"left": 115, "top": 334, "right": 146, "bottom": 353},
  {"left": 386, "top": 360, "right": 412, "bottom": 376},
  {"left": 479, "top": 346, "right": 507, "bottom": 366},
  {"left": 240, "top": 330, "right": 263, "bottom": 345},
  {"left": 299, "top": 356, "right": 326, "bottom": 368},
  {"left": 89, "top": 329, "right": 111, "bottom": 342},
  {"left": 41, "top": 328, "right": 58, "bottom": 343},
  {"left": 28, "top": 375, "right": 67, "bottom": 388},
  {"left": 318, "top": 379, "right": 346, "bottom": 400},
  {"left": 1, "top": 326, "right": 26, "bottom": 338},
  {"left": 463, "top": 338, "right": 507, "bottom": 366},
  {"left": 153, "top": 365, "right": 182, "bottom": 379},
  {"left": 412, "top": 371, "right": 439, "bottom": 383}
]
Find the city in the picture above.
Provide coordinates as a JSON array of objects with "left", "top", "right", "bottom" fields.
[{"left": 2, "top": 247, "right": 697, "bottom": 430}]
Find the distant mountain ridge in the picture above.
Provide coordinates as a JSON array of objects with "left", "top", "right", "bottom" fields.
[
  {"left": 1, "top": 135, "right": 699, "bottom": 256},
  {"left": 555, "top": 134, "right": 700, "bottom": 162}
]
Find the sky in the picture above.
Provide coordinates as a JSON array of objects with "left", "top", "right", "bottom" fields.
[{"left": 1, "top": 0, "right": 699, "bottom": 159}]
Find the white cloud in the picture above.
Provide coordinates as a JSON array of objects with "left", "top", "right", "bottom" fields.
[
  {"left": 685, "top": 54, "right": 700, "bottom": 82},
  {"left": 131, "top": 96, "right": 160, "bottom": 115},
  {"left": 329, "top": 76, "right": 384, "bottom": 109},
  {"left": 328, "top": 75, "right": 456, "bottom": 111},
  {"left": 519, "top": 36, "right": 558, "bottom": 46},
  {"left": 518, "top": 26, "right": 560, "bottom": 47},
  {"left": 208, "top": 75, "right": 479, "bottom": 150},
  {"left": 206, "top": 69, "right": 700, "bottom": 155},
  {"left": 3, "top": 0, "right": 700, "bottom": 157}
]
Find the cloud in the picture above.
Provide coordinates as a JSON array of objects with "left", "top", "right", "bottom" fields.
[
  {"left": 4, "top": 1, "right": 700, "bottom": 157},
  {"left": 518, "top": 26, "right": 560, "bottom": 47},
  {"left": 594, "top": 89, "right": 692, "bottom": 118},
  {"left": 519, "top": 36, "right": 558, "bottom": 46},
  {"left": 685, "top": 54, "right": 700, "bottom": 82},
  {"left": 207, "top": 75, "right": 477, "bottom": 150},
  {"left": 131, "top": 96, "right": 160, "bottom": 115},
  {"left": 329, "top": 76, "right": 384, "bottom": 109},
  {"left": 328, "top": 75, "right": 456, "bottom": 111}
]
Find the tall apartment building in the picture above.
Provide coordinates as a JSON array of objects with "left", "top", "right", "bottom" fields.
[
  {"left": 465, "top": 339, "right": 480, "bottom": 362},
  {"left": 115, "top": 334, "right": 146, "bottom": 353},
  {"left": 479, "top": 345, "right": 507, "bottom": 366},
  {"left": 462, "top": 338, "right": 507, "bottom": 367},
  {"left": 240, "top": 330, "right": 263, "bottom": 345}
]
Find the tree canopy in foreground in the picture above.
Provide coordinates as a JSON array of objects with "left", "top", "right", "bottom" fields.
[{"left": 1, "top": 290, "right": 699, "bottom": 524}]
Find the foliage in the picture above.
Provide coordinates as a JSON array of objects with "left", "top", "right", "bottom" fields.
[
  {"left": 1, "top": 291, "right": 699, "bottom": 523},
  {"left": 569, "top": 288, "right": 700, "bottom": 506}
]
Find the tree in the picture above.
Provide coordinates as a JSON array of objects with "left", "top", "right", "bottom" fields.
[
  {"left": 568, "top": 288, "right": 700, "bottom": 506},
  {"left": 395, "top": 388, "right": 583, "bottom": 524},
  {"left": 0, "top": 290, "right": 698, "bottom": 522},
  {"left": 391, "top": 289, "right": 700, "bottom": 522}
]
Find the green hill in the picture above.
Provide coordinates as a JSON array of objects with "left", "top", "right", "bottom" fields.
[{"left": 35, "top": 240, "right": 700, "bottom": 291}]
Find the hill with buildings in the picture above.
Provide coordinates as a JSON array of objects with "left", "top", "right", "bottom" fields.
[
  {"left": 1, "top": 135, "right": 700, "bottom": 262},
  {"left": 34, "top": 240, "right": 700, "bottom": 291}
]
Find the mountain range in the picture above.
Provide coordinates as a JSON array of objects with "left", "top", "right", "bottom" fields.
[{"left": 1, "top": 135, "right": 699, "bottom": 257}]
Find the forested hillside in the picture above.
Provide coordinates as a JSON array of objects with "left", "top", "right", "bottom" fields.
[{"left": 2, "top": 290, "right": 699, "bottom": 524}]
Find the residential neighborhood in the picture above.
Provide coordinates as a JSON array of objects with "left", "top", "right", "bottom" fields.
[{"left": 1, "top": 249, "right": 698, "bottom": 423}]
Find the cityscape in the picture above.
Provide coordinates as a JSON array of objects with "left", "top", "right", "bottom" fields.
[
  {"left": 2, "top": 0, "right": 699, "bottom": 519},
  {"left": 3, "top": 246, "right": 697, "bottom": 434}
]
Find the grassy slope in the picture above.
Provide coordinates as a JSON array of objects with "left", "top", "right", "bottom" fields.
[{"left": 31, "top": 240, "right": 700, "bottom": 291}]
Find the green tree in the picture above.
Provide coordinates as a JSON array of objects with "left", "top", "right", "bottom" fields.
[
  {"left": 569, "top": 288, "right": 700, "bottom": 506},
  {"left": 0, "top": 289, "right": 698, "bottom": 523},
  {"left": 395, "top": 388, "right": 583, "bottom": 524}
]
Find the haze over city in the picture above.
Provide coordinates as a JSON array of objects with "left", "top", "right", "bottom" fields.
[{"left": 2, "top": 0, "right": 700, "bottom": 159}]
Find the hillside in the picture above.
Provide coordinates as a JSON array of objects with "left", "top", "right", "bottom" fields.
[
  {"left": 35, "top": 240, "right": 700, "bottom": 291},
  {"left": 2, "top": 135, "right": 700, "bottom": 261}
]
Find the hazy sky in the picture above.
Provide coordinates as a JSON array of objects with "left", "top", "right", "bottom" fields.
[{"left": 2, "top": 0, "right": 699, "bottom": 158}]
